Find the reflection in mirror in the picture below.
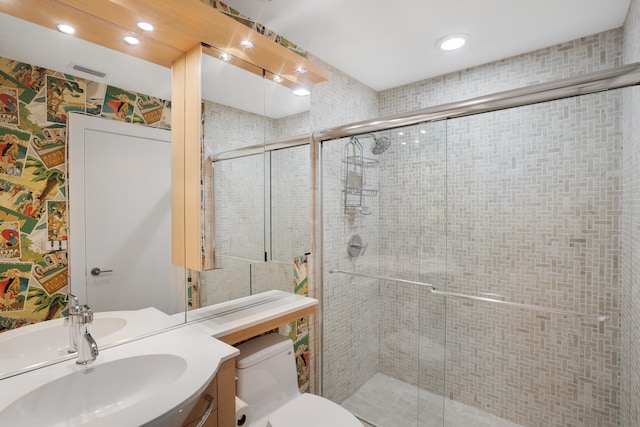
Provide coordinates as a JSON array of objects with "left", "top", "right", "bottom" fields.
[
  {"left": 267, "top": 145, "right": 311, "bottom": 263},
  {"left": 0, "top": 13, "right": 187, "bottom": 378},
  {"left": 68, "top": 114, "right": 186, "bottom": 315},
  {"left": 197, "top": 52, "right": 311, "bottom": 307},
  {"left": 213, "top": 154, "right": 265, "bottom": 263},
  {"left": 0, "top": 7, "right": 317, "bottom": 379}
]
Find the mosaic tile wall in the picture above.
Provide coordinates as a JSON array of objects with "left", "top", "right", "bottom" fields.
[
  {"left": 379, "top": 30, "right": 622, "bottom": 117},
  {"left": 0, "top": 55, "right": 170, "bottom": 332},
  {"left": 622, "top": 0, "right": 640, "bottom": 425},
  {"left": 444, "top": 92, "right": 621, "bottom": 426},
  {"left": 269, "top": 144, "right": 310, "bottom": 263},
  {"left": 317, "top": 28, "right": 630, "bottom": 426},
  {"left": 308, "top": 53, "right": 381, "bottom": 403},
  {"left": 200, "top": 101, "right": 267, "bottom": 305},
  {"left": 199, "top": 99, "right": 314, "bottom": 392},
  {"left": 321, "top": 138, "right": 381, "bottom": 404},
  {"left": 199, "top": 100, "right": 311, "bottom": 306},
  {"left": 378, "top": 121, "right": 448, "bottom": 395},
  {"left": 373, "top": 30, "right": 626, "bottom": 426},
  {"left": 308, "top": 54, "right": 379, "bottom": 131}
]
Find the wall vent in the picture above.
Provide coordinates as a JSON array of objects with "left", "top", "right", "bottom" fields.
[{"left": 71, "top": 64, "right": 106, "bottom": 78}]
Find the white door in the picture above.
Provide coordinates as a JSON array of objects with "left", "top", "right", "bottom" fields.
[{"left": 68, "top": 114, "right": 185, "bottom": 314}]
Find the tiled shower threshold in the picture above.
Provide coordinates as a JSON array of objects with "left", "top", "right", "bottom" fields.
[{"left": 342, "top": 373, "right": 522, "bottom": 427}]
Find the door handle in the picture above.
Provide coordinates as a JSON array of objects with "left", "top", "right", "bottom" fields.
[{"left": 90, "top": 267, "right": 113, "bottom": 276}]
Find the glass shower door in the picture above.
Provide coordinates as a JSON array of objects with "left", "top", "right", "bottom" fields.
[
  {"left": 438, "top": 89, "right": 621, "bottom": 426},
  {"left": 321, "top": 120, "right": 448, "bottom": 427}
]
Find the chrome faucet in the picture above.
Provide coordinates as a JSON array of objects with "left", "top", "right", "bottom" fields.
[
  {"left": 66, "top": 294, "right": 81, "bottom": 353},
  {"left": 75, "top": 305, "right": 99, "bottom": 365},
  {"left": 66, "top": 295, "right": 99, "bottom": 364}
]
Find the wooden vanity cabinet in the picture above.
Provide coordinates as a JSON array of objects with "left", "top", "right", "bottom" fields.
[{"left": 182, "top": 358, "right": 236, "bottom": 427}]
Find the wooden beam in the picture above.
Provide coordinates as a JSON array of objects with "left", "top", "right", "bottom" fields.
[
  {"left": 184, "top": 44, "right": 203, "bottom": 270},
  {"left": 107, "top": 0, "right": 330, "bottom": 86},
  {"left": 5, "top": 0, "right": 331, "bottom": 88},
  {"left": 53, "top": 0, "right": 202, "bottom": 52},
  {"left": 172, "top": 44, "right": 203, "bottom": 270},
  {"left": 0, "top": 0, "right": 184, "bottom": 67},
  {"left": 171, "top": 52, "right": 187, "bottom": 267}
]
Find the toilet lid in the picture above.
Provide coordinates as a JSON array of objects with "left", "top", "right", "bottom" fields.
[{"left": 267, "top": 393, "right": 361, "bottom": 427}]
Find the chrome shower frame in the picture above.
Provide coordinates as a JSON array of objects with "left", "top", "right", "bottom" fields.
[
  {"left": 310, "top": 62, "right": 640, "bottom": 395},
  {"left": 206, "top": 62, "right": 640, "bottom": 396}
]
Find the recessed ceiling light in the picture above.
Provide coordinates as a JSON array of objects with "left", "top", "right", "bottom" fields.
[
  {"left": 398, "top": 132, "right": 404, "bottom": 136},
  {"left": 272, "top": 75, "right": 283, "bottom": 83},
  {"left": 295, "top": 66, "right": 307, "bottom": 74},
  {"left": 137, "top": 22, "right": 154, "bottom": 32},
  {"left": 293, "top": 88, "right": 310, "bottom": 96},
  {"left": 436, "top": 34, "right": 470, "bottom": 51},
  {"left": 240, "top": 40, "right": 254, "bottom": 48},
  {"left": 219, "top": 52, "right": 232, "bottom": 61},
  {"left": 56, "top": 24, "right": 75, "bottom": 35},
  {"left": 123, "top": 36, "right": 140, "bottom": 45},
  {"left": 420, "top": 129, "right": 426, "bottom": 134}
]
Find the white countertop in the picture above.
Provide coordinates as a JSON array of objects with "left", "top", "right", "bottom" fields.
[
  {"left": 0, "top": 325, "right": 238, "bottom": 426},
  {"left": 179, "top": 290, "right": 318, "bottom": 338}
]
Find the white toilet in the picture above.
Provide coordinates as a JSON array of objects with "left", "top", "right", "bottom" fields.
[{"left": 236, "top": 333, "right": 362, "bottom": 427}]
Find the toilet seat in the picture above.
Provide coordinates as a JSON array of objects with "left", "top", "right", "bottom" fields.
[{"left": 267, "top": 393, "right": 361, "bottom": 427}]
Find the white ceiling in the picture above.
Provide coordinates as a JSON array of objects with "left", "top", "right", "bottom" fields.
[
  {"left": 229, "top": 0, "right": 631, "bottom": 91},
  {"left": 0, "top": 14, "right": 172, "bottom": 99},
  {"left": 0, "top": 0, "right": 632, "bottom": 117}
]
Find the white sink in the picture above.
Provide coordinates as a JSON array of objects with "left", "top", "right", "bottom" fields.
[
  {"left": 0, "top": 317, "right": 126, "bottom": 366},
  {"left": 0, "top": 307, "right": 182, "bottom": 377},
  {"left": 0, "top": 326, "right": 238, "bottom": 426},
  {"left": 0, "top": 355, "right": 186, "bottom": 425}
]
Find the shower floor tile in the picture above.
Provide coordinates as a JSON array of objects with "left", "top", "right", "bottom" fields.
[{"left": 342, "top": 373, "right": 522, "bottom": 427}]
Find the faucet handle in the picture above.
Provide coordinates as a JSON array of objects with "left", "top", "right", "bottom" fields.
[
  {"left": 78, "top": 305, "right": 94, "bottom": 324},
  {"left": 67, "top": 293, "right": 81, "bottom": 314},
  {"left": 348, "top": 235, "right": 368, "bottom": 257}
]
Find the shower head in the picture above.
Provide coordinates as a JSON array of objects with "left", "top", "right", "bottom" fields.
[{"left": 370, "top": 135, "right": 391, "bottom": 155}]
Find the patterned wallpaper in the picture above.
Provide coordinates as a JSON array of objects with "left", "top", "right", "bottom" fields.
[{"left": 0, "top": 55, "right": 170, "bottom": 332}]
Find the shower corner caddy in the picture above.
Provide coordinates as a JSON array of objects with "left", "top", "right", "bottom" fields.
[{"left": 343, "top": 137, "right": 378, "bottom": 216}]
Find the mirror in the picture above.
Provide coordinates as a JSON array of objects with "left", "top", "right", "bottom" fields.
[
  {"left": 67, "top": 113, "right": 186, "bottom": 315},
  {"left": 196, "top": 52, "right": 311, "bottom": 307},
  {"left": 0, "top": 10, "right": 314, "bottom": 377},
  {"left": 0, "top": 13, "right": 184, "bottom": 377}
]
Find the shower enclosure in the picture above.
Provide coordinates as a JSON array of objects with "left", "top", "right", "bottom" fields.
[{"left": 317, "top": 67, "right": 636, "bottom": 426}]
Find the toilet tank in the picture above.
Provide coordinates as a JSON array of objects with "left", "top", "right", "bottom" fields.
[{"left": 236, "top": 334, "right": 301, "bottom": 416}]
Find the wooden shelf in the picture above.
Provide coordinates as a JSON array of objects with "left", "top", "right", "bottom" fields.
[
  {"left": 184, "top": 291, "right": 318, "bottom": 344},
  {"left": 218, "top": 305, "right": 315, "bottom": 346}
]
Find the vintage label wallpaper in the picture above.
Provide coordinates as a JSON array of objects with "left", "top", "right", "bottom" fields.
[
  {"left": 0, "top": 56, "right": 171, "bottom": 332},
  {"left": 278, "top": 254, "right": 311, "bottom": 393}
]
